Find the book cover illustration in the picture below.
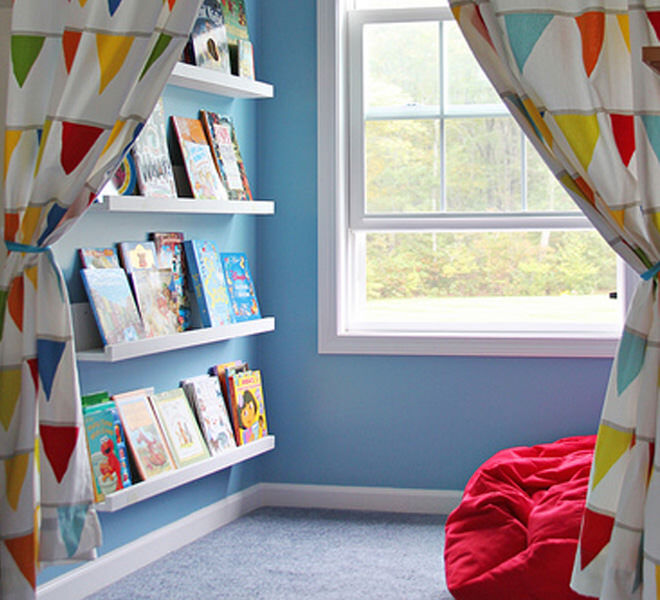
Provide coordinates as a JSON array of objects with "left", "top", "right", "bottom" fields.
[
  {"left": 183, "top": 239, "right": 233, "bottom": 327},
  {"left": 113, "top": 388, "right": 175, "bottom": 480},
  {"left": 118, "top": 241, "right": 158, "bottom": 273},
  {"left": 81, "top": 268, "right": 145, "bottom": 345},
  {"left": 220, "top": 252, "right": 261, "bottom": 322},
  {"left": 220, "top": 0, "right": 249, "bottom": 50},
  {"left": 191, "top": 0, "right": 231, "bottom": 73},
  {"left": 131, "top": 269, "right": 180, "bottom": 338},
  {"left": 238, "top": 39, "right": 254, "bottom": 79},
  {"left": 79, "top": 247, "right": 120, "bottom": 269},
  {"left": 151, "top": 231, "right": 191, "bottom": 331},
  {"left": 212, "top": 359, "right": 248, "bottom": 411},
  {"left": 150, "top": 388, "right": 210, "bottom": 468},
  {"left": 200, "top": 111, "right": 253, "bottom": 202},
  {"left": 181, "top": 374, "right": 236, "bottom": 455},
  {"left": 171, "top": 115, "right": 228, "bottom": 201},
  {"left": 132, "top": 97, "right": 177, "bottom": 198},
  {"left": 82, "top": 392, "right": 132, "bottom": 502},
  {"left": 102, "top": 152, "right": 137, "bottom": 196},
  {"left": 229, "top": 369, "right": 267, "bottom": 446}
]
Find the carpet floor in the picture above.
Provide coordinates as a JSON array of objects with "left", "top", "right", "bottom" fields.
[{"left": 84, "top": 507, "right": 454, "bottom": 599}]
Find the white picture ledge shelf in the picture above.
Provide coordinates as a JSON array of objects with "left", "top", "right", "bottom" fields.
[
  {"left": 168, "top": 62, "right": 274, "bottom": 98},
  {"left": 93, "top": 195, "right": 274, "bottom": 215},
  {"left": 96, "top": 436, "right": 275, "bottom": 512}
]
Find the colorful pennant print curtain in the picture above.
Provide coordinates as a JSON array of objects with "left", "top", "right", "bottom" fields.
[
  {"left": 450, "top": 1, "right": 660, "bottom": 598},
  {"left": 1, "top": 1, "right": 200, "bottom": 598}
]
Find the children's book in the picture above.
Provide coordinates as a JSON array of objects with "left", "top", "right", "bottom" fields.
[
  {"left": 82, "top": 391, "right": 132, "bottom": 502},
  {"left": 112, "top": 388, "right": 175, "bottom": 480},
  {"left": 79, "top": 247, "right": 121, "bottom": 269},
  {"left": 190, "top": 0, "right": 231, "bottom": 73},
  {"left": 238, "top": 39, "right": 254, "bottom": 79},
  {"left": 131, "top": 269, "right": 180, "bottom": 337},
  {"left": 181, "top": 374, "right": 236, "bottom": 455},
  {"left": 171, "top": 115, "right": 228, "bottom": 201},
  {"left": 118, "top": 241, "right": 158, "bottom": 273},
  {"left": 81, "top": 268, "right": 146, "bottom": 345},
  {"left": 151, "top": 231, "right": 190, "bottom": 331},
  {"left": 220, "top": 252, "right": 261, "bottom": 322},
  {"left": 228, "top": 369, "right": 267, "bottom": 446},
  {"left": 200, "top": 111, "right": 252, "bottom": 202},
  {"left": 212, "top": 359, "right": 248, "bottom": 421},
  {"left": 183, "top": 239, "right": 233, "bottom": 327},
  {"left": 132, "top": 97, "right": 177, "bottom": 198},
  {"left": 220, "top": 0, "right": 249, "bottom": 74},
  {"left": 150, "top": 388, "right": 210, "bottom": 468}
]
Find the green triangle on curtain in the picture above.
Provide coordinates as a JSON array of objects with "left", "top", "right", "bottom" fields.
[
  {"left": 139, "top": 33, "right": 172, "bottom": 81},
  {"left": 11, "top": 35, "right": 45, "bottom": 88},
  {"left": 504, "top": 13, "right": 554, "bottom": 72}
]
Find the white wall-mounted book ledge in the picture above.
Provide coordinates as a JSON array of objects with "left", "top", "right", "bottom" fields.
[
  {"left": 72, "top": 303, "right": 275, "bottom": 363},
  {"left": 96, "top": 436, "right": 275, "bottom": 512},
  {"left": 93, "top": 195, "right": 274, "bottom": 215},
  {"left": 169, "top": 62, "right": 274, "bottom": 99}
]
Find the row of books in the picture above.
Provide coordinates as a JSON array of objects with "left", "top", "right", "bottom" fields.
[
  {"left": 80, "top": 234, "right": 260, "bottom": 346},
  {"left": 82, "top": 359, "right": 268, "bottom": 503},
  {"left": 182, "top": 0, "right": 255, "bottom": 79},
  {"left": 104, "top": 98, "right": 252, "bottom": 205}
]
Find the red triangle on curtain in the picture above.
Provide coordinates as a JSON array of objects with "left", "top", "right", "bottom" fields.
[
  {"left": 39, "top": 424, "right": 79, "bottom": 483},
  {"left": 576, "top": 12, "right": 605, "bottom": 77},
  {"left": 27, "top": 358, "right": 39, "bottom": 394},
  {"left": 62, "top": 30, "right": 82, "bottom": 74},
  {"left": 647, "top": 11, "right": 660, "bottom": 41},
  {"left": 8, "top": 276, "right": 24, "bottom": 332},
  {"left": 60, "top": 121, "right": 104, "bottom": 175},
  {"left": 579, "top": 508, "right": 615, "bottom": 570},
  {"left": 610, "top": 113, "right": 635, "bottom": 166}
]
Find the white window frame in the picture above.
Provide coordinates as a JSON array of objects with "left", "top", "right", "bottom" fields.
[{"left": 317, "top": 0, "right": 630, "bottom": 358}]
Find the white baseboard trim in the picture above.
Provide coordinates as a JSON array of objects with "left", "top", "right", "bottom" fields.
[
  {"left": 37, "top": 483, "right": 461, "bottom": 599},
  {"left": 259, "top": 483, "right": 463, "bottom": 515}
]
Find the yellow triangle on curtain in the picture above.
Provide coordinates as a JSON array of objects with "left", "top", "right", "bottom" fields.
[
  {"left": 553, "top": 113, "right": 600, "bottom": 173},
  {"left": 522, "top": 98, "right": 554, "bottom": 147},
  {"left": 608, "top": 208, "right": 625, "bottom": 228},
  {"left": 96, "top": 34, "right": 134, "bottom": 94},
  {"left": 591, "top": 423, "right": 633, "bottom": 490},
  {"left": 4, "top": 453, "right": 29, "bottom": 511},
  {"left": 0, "top": 368, "right": 21, "bottom": 431},
  {"left": 100, "top": 120, "right": 125, "bottom": 157},
  {"left": 34, "top": 120, "right": 52, "bottom": 177},
  {"left": 617, "top": 14, "right": 630, "bottom": 53},
  {"left": 4, "top": 130, "right": 22, "bottom": 181},
  {"left": 19, "top": 206, "right": 42, "bottom": 245}
]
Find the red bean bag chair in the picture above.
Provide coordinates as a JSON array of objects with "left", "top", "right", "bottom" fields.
[{"left": 444, "top": 435, "right": 596, "bottom": 600}]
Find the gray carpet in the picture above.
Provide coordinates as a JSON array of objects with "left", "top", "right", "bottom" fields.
[{"left": 84, "top": 507, "right": 455, "bottom": 599}]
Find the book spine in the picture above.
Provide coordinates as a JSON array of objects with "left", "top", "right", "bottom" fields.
[
  {"left": 183, "top": 241, "right": 212, "bottom": 327},
  {"left": 110, "top": 405, "right": 132, "bottom": 489}
]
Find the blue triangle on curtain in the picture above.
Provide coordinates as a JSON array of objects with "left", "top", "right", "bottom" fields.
[
  {"left": 37, "top": 204, "right": 67, "bottom": 247},
  {"left": 504, "top": 13, "right": 554, "bottom": 72},
  {"left": 57, "top": 503, "right": 90, "bottom": 557},
  {"left": 37, "top": 338, "right": 66, "bottom": 401},
  {"left": 641, "top": 115, "right": 660, "bottom": 164},
  {"left": 616, "top": 330, "right": 646, "bottom": 395}
]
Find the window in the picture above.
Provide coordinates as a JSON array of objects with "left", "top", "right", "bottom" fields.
[{"left": 318, "top": 0, "right": 627, "bottom": 357}]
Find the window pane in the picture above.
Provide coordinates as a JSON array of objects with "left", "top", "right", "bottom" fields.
[
  {"left": 365, "top": 119, "right": 441, "bottom": 213},
  {"left": 445, "top": 117, "right": 521, "bottom": 212},
  {"left": 362, "top": 231, "right": 618, "bottom": 325},
  {"left": 363, "top": 22, "right": 439, "bottom": 109},
  {"left": 444, "top": 20, "right": 501, "bottom": 107},
  {"left": 526, "top": 139, "right": 579, "bottom": 212}
]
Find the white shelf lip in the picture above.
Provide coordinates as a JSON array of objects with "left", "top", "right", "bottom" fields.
[
  {"left": 96, "top": 436, "right": 275, "bottom": 512},
  {"left": 76, "top": 317, "right": 275, "bottom": 362},
  {"left": 93, "top": 195, "right": 274, "bottom": 215},
  {"left": 168, "top": 62, "right": 274, "bottom": 99}
]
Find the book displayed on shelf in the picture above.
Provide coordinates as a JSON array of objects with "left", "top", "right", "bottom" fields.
[
  {"left": 238, "top": 39, "right": 255, "bottom": 79},
  {"left": 183, "top": 239, "right": 233, "bottom": 327},
  {"left": 79, "top": 247, "right": 121, "bottom": 269},
  {"left": 82, "top": 391, "right": 132, "bottom": 502},
  {"left": 132, "top": 97, "right": 177, "bottom": 198},
  {"left": 171, "top": 115, "right": 228, "bottom": 201},
  {"left": 228, "top": 369, "right": 267, "bottom": 446},
  {"left": 118, "top": 241, "right": 158, "bottom": 273},
  {"left": 102, "top": 153, "right": 138, "bottom": 196},
  {"left": 213, "top": 359, "right": 249, "bottom": 415},
  {"left": 131, "top": 269, "right": 181, "bottom": 338},
  {"left": 113, "top": 388, "right": 175, "bottom": 480},
  {"left": 200, "top": 111, "right": 253, "bottom": 202},
  {"left": 150, "top": 388, "right": 211, "bottom": 468},
  {"left": 190, "top": 0, "right": 231, "bottom": 74},
  {"left": 151, "top": 231, "right": 191, "bottom": 331},
  {"left": 220, "top": 0, "right": 249, "bottom": 74},
  {"left": 181, "top": 374, "right": 236, "bottom": 455},
  {"left": 220, "top": 252, "right": 260, "bottom": 321},
  {"left": 81, "top": 267, "right": 146, "bottom": 345}
]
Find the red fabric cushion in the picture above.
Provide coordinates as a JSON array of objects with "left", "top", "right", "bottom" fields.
[{"left": 444, "top": 435, "right": 596, "bottom": 600}]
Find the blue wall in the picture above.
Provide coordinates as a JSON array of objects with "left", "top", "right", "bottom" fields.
[{"left": 255, "top": 0, "right": 613, "bottom": 491}]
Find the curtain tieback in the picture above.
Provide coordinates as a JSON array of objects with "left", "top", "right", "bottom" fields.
[
  {"left": 641, "top": 262, "right": 660, "bottom": 281},
  {"left": 5, "top": 241, "right": 50, "bottom": 254}
]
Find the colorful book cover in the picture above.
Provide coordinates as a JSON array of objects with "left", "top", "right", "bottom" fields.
[
  {"left": 220, "top": 252, "right": 261, "bottom": 321},
  {"left": 118, "top": 241, "right": 158, "bottom": 273},
  {"left": 229, "top": 369, "right": 267, "bottom": 446},
  {"left": 183, "top": 239, "right": 233, "bottom": 327},
  {"left": 102, "top": 152, "right": 137, "bottom": 196},
  {"left": 171, "top": 115, "right": 228, "bottom": 201},
  {"left": 238, "top": 39, "right": 254, "bottom": 79},
  {"left": 191, "top": 0, "right": 231, "bottom": 73},
  {"left": 79, "top": 247, "right": 120, "bottom": 269},
  {"left": 150, "top": 388, "right": 210, "bottom": 468},
  {"left": 220, "top": 0, "right": 249, "bottom": 45},
  {"left": 81, "top": 268, "right": 146, "bottom": 345},
  {"left": 82, "top": 393, "right": 132, "bottom": 503},
  {"left": 211, "top": 359, "right": 248, "bottom": 410},
  {"left": 131, "top": 269, "right": 180, "bottom": 338},
  {"left": 200, "top": 111, "right": 253, "bottom": 202},
  {"left": 113, "top": 388, "right": 175, "bottom": 480},
  {"left": 151, "top": 231, "right": 190, "bottom": 331},
  {"left": 132, "top": 97, "right": 177, "bottom": 197},
  {"left": 181, "top": 374, "right": 236, "bottom": 455}
]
